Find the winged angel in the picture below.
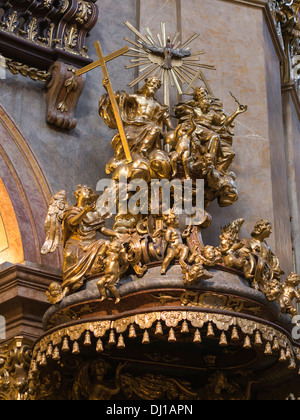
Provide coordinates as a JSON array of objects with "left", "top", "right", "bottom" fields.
[{"left": 41, "top": 185, "right": 120, "bottom": 304}]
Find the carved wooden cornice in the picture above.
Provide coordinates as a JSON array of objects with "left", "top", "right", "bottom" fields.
[
  {"left": 0, "top": 0, "right": 99, "bottom": 129},
  {"left": 0, "top": 0, "right": 99, "bottom": 69},
  {"left": 0, "top": 262, "right": 61, "bottom": 343}
]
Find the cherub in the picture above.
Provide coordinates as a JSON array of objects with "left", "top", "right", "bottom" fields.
[
  {"left": 97, "top": 241, "right": 128, "bottom": 305},
  {"left": 97, "top": 238, "right": 147, "bottom": 304},
  {"left": 170, "top": 117, "right": 196, "bottom": 179},
  {"left": 278, "top": 273, "right": 300, "bottom": 317},
  {"left": 185, "top": 245, "right": 222, "bottom": 286},
  {"left": 200, "top": 245, "right": 223, "bottom": 266},
  {"left": 159, "top": 212, "right": 189, "bottom": 276}
]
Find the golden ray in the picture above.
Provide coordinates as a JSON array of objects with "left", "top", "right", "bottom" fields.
[
  {"left": 180, "top": 33, "right": 200, "bottom": 49},
  {"left": 169, "top": 70, "right": 175, "bottom": 87},
  {"left": 190, "top": 51, "right": 206, "bottom": 56},
  {"left": 124, "top": 21, "right": 215, "bottom": 101},
  {"left": 170, "top": 69, "right": 183, "bottom": 95},
  {"left": 124, "top": 21, "right": 149, "bottom": 44},
  {"left": 125, "top": 61, "right": 151, "bottom": 69},
  {"left": 124, "top": 37, "right": 145, "bottom": 50},
  {"left": 145, "top": 27, "right": 156, "bottom": 45},
  {"left": 184, "top": 62, "right": 216, "bottom": 69},
  {"left": 157, "top": 33, "right": 163, "bottom": 47},
  {"left": 161, "top": 22, "right": 166, "bottom": 46},
  {"left": 173, "top": 67, "right": 188, "bottom": 85},
  {"left": 125, "top": 53, "right": 148, "bottom": 58},
  {"left": 130, "top": 58, "right": 150, "bottom": 63},
  {"left": 163, "top": 69, "right": 169, "bottom": 106},
  {"left": 176, "top": 67, "right": 192, "bottom": 84},
  {"left": 129, "top": 64, "right": 160, "bottom": 88},
  {"left": 172, "top": 31, "right": 180, "bottom": 46},
  {"left": 139, "top": 63, "right": 156, "bottom": 73}
]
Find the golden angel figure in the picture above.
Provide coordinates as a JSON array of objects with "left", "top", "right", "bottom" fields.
[{"left": 42, "top": 185, "right": 119, "bottom": 304}]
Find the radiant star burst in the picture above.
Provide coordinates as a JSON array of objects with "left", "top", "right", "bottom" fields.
[{"left": 123, "top": 21, "right": 216, "bottom": 105}]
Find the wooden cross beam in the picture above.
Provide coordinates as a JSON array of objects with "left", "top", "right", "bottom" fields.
[{"left": 76, "top": 41, "right": 132, "bottom": 163}]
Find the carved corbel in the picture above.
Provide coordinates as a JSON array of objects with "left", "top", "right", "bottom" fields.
[{"left": 45, "top": 61, "right": 86, "bottom": 130}]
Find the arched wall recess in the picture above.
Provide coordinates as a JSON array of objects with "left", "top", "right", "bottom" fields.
[
  {"left": 0, "top": 104, "right": 61, "bottom": 268},
  {"left": 0, "top": 178, "right": 24, "bottom": 264}
]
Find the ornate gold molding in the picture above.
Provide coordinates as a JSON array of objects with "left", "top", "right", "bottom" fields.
[
  {"left": 0, "top": 337, "right": 32, "bottom": 400},
  {"left": 31, "top": 310, "right": 300, "bottom": 376}
]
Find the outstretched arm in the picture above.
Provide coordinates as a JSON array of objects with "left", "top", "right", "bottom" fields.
[
  {"left": 100, "top": 226, "right": 120, "bottom": 238},
  {"left": 225, "top": 105, "right": 248, "bottom": 126}
]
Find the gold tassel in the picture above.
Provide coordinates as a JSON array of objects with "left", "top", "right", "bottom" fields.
[
  {"left": 243, "top": 335, "right": 251, "bottom": 349},
  {"left": 254, "top": 331, "right": 263, "bottom": 346},
  {"left": 117, "top": 334, "right": 126, "bottom": 349},
  {"left": 61, "top": 337, "right": 70, "bottom": 353},
  {"left": 72, "top": 341, "right": 80, "bottom": 355},
  {"left": 168, "top": 328, "right": 176, "bottom": 343},
  {"left": 219, "top": 332, "right": 228, "bottom": 347},
  {"left": 193, "top": 329, "right": 202, "bottom": 343},
  {"left": 155, "top": 321, "right": 164, "bottom": 336},
  {"left": 84, "top": 331, "right": 92, "bottom": 347},
  {"left": 142, "top": 330, "right": 150, "bottom": 344},
  {"left": 181, "top": 321, "right": 189, "bottom": 334},
  {"left": 36, "top": 351, "right": 42, "bottom": 364},
  {"left": 264, "top": 342, "right": 272, "bottom": 355},
  {"left": 279, "top": 349, "right": 287, "bottom": 363},
  {"left": 52, "top": 347, "right": 60, "bottom": 361},
  {"left": 272, "top": 337, "right": 280, "bottom": 351},
  {"left": 109, "top": 330, "right": 116, "bottom": 346},
  {"left": 129, "top": 324, "right": 137, "bottom": 339},
  {"left": 207, "top": 322, "right": 215, "bottom": 338},
  {"left": 31, "top": 360, "right": 38, "bottom": 374},
  {"left": 46, "top": 344, "right": 53, "bottom": 358},
  {"left": 288, "top": 358, "right": 296, "bottom": 370},
  {"left": 40, "top": 353, "right": 47, "bottom": 367},
  {"left": 231, "top": 326, "right": 239, "bottom": 342},
  {"left": 96, "top": 339, "right": 104, "bottom": 353}
]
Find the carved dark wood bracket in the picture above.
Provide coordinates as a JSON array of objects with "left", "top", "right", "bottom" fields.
[
  {"left": 0, "top": 0, "right": 99, "bottom": 130},
  {"left": 45, "top": 61, "right": 86, "bottom": 130}
]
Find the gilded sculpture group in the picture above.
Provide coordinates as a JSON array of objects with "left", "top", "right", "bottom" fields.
[{"left": 42, "top": 76, "right": 300, "bottom": 317}]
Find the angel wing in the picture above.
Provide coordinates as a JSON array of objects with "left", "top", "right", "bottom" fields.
[
  {"left": 222, "top": 219, "right": 245, "bottom": 240},
  {"left": 171, "top": 47, "right": 191, "bottom": 59},
  {"left": 142, "top": 42, "right": 164, "bottom": 55},
  {"left": 41, "top": 190, "right": 70, "bottom": 255}
]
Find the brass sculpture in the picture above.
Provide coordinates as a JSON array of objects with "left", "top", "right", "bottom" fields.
[
  {"left": 170, "top": 117, "right": 197, "bottom": 179},
  {"left": 185, "top": 245, "right": 222, "bottom": 286},
  {"left": 158, "top": 212, "right": 189, "bottom": 276},
  {"left": 218, "top": 218, "right": 294, "bottom": 306},
  {"left": 278, "top": 273, "right": 300, "bottom": 317},
  {"left": 40, "top": 37, "right": 299, "bottom": 321},
  {"left": 42, "top": 185, "right": 120, "bottom": 303},
  {"left": 99, "top": 76, "right": 173, "bottom": 175},
  {"left": 175, "top": 87, "right": 247, "bottom": 174}
]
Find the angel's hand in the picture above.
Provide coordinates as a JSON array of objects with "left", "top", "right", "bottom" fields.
[{"left": 85, "top": 203, "right": 96, "bottom": 213}]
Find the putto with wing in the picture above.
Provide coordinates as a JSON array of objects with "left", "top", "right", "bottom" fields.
[{"left": 42, "top": 185, "right": 146, "bottom": 304}]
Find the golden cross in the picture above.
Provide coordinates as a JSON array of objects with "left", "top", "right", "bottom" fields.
[{"left": 76, "top": 41, "right": 132, "bottom": 163}]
